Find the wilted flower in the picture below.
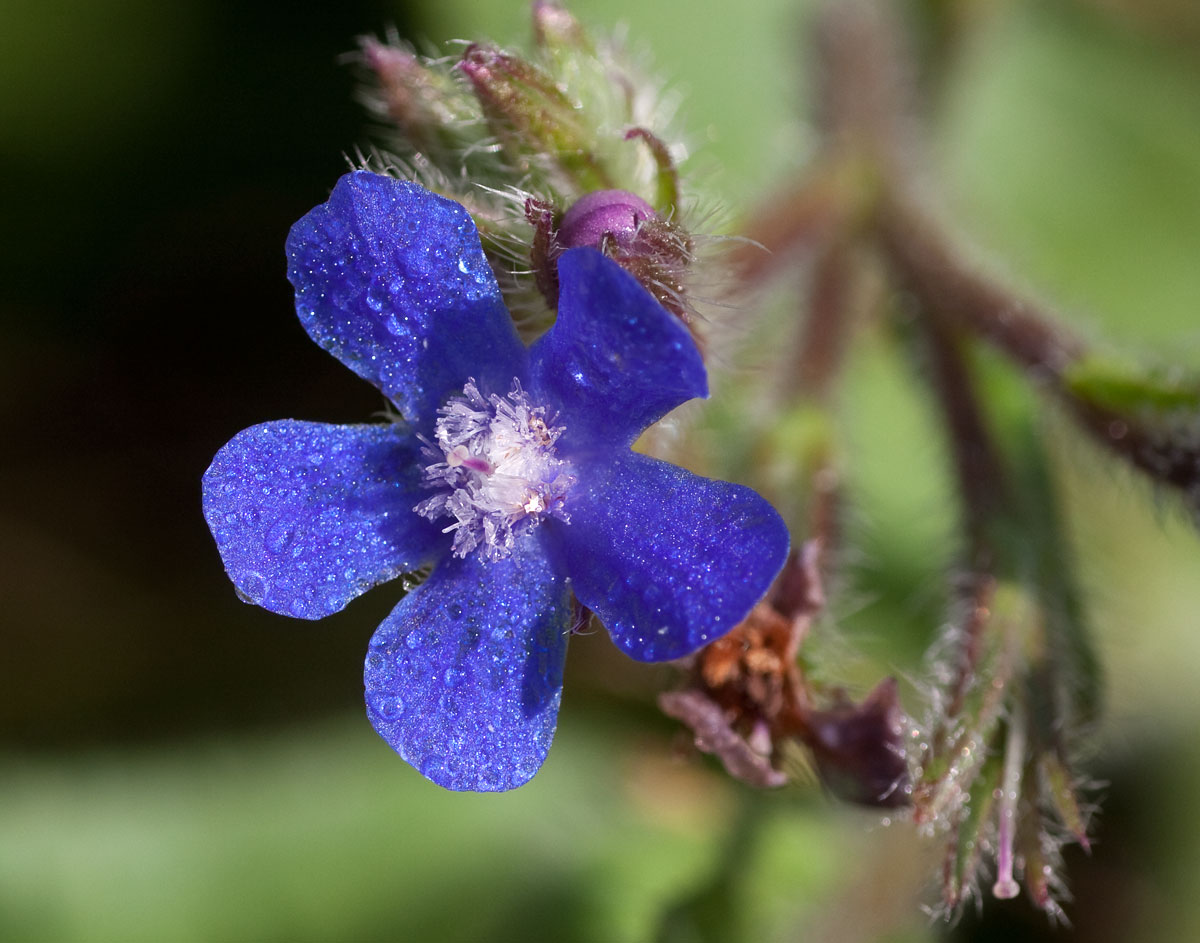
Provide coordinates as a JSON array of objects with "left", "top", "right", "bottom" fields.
[
  {"left": 202, "top": 170, "right": 788, "bottom": 791},
  {"left": 661, "top": 542, "right": 911, "bottom": 806}
]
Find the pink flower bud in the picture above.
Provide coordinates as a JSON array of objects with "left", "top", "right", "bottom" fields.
[{"left": 558, "top": 190, "right": 657, "bottom": 252}]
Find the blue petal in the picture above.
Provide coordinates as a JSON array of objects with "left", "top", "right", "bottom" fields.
[
  {"left": 529, "top": 248, "right": 707, "bottom": 453},
  {"left": 557, "top": 451, "right": 789, "bottom": 662},
  {"left": 202, "top": 420, "right": 443, "bottom": 619},
  {"left": 286, "top": 171, "right": 528, "bottom": 429},
  {"left": 364, "top": 538, "right": 570, "bottom": 791}
]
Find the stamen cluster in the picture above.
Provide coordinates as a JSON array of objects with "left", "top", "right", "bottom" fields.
[{"left": 416, "top": 379, "right": 574, "bottom": 560}]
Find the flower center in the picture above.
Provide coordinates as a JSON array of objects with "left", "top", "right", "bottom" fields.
[{"left": 415, "top": 379, "right": 574, "bottom": 560}]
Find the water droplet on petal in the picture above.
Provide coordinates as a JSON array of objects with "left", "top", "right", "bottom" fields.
[
  {"left": 384, "top": 312, "right": 408, "bottom": 337},
  {"left": 374, "top": 694, "right": 404, "bottom": 720},
  {"left": 420, "top": 755, "right": 447, "bottom": 781},
  {"left": 266, "top": 521, "right": 296, "bottom": 553},
  {"left": 240, "top": 571, "right": 267, "bottom": 601},
  {"left": 479, "top": 768, "right": 500, "bottom": 790},
  {"left": 366, "top": 277, "right": 387, "bottom": 312}
]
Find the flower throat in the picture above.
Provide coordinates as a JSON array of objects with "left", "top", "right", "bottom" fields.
[{"left": 415, "top": 379, "right": 574, "bottom": 560}]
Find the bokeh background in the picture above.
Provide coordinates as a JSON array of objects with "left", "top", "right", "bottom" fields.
[{"left": 4, "top": 0, "right": 1200, "bottom": 940}]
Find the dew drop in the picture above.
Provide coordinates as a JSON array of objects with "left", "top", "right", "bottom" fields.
[
  {"left": 420, "top": 755, "right": 447, "bottom": 781},
  {"left": 266, "top": 521, "right": 296, "bottom": 553},
  {"left": 405, "top": 631, "right": 423, "bottom": 650},
  {"left": 478, "top": 768, "right": 501, "bottom": 791},
  {"left": 384, "top": 312, "right": 409, "bottom": 337},
  {"left": 240, "top": 571, "right": 267, "bottom": 600},
  {"left": 406, "top": 248, "right": 432, "bottom": 277},
  {"left": 366, "top": 278, "right": 387, "bottom": 312},
  {"left": 374, "top": 694, "right": 404, "bottom": 720},
  {"left": 448, "top": 602, "right": 463, "bottom": 621}
]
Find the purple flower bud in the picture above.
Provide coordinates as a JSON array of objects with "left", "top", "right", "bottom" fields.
[
  {"left": 802, "top": 678, "right": 911, "bottom": 808},
  {"left": 558, "top": 190, "right": 657, "bottom": 252}
]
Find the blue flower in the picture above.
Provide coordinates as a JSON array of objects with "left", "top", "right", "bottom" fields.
[{"left": 202, "top": 170, "right": 789, "bottom": 791}]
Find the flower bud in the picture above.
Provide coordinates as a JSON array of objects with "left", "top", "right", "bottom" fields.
[
  {"left": 457, "top": 43, "right": 612, "bottom": 192},
  {"left": 559, "top": 189, "right": 694, "bottom": 326},
  {"left": 557, "top": 189, "right": 657, "bottom": 252},
  {"left": 532, "top": 0, "right": 591, "bottom": 55},
  {"left": 358, "top": 37, "right": 475, "bottom": 163},
  {"left": 801, "top": 678, "right": 911, "bottom": 808}
]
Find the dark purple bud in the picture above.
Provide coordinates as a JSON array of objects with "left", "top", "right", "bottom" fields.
[
  {"left": 558, "top": 189, "right": 657, "bottom": 252},
  {"left": 802, "top": 678, "right": 912, "bottom": 808}
]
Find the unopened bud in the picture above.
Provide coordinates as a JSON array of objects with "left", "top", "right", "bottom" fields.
[
  {"left": 801, "top": 678, "right": 911, "bottom": 808},
  {"left": 458, "top": 44, "right": 612, "bottom": 192},
  {"left": 359, "top": 38, "right": 466, "bottom": 158},
  {"left": 558, "top": 189, "right": 657, "bottom": 252},
  {"left": 554, "top": 188, "right": 694, "bottom": 327},
  {"left": 533, "top": 0, "right": 591, "bottom": 54}
]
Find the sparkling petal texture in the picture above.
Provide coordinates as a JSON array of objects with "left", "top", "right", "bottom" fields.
[
  {"left": 364, "top": 538, "right": 570, "bottom": 791},
  {"left": 202, "top": 420, "right": 443, "bottom": 619},
  {"left": 558, "top": 451, "right": 790, "bottom": 662},
  {"left": 529, "top": 247, "right": 707, "bottom": 453},
  {"left": 286, "top": 171, "right": 528, "bottom": 429}
]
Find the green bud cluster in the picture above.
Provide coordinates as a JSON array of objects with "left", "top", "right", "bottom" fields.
[{"left": 355, "top": 2, "right": 695, "bottom": 335}]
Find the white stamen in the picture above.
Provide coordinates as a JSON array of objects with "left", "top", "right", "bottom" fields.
[{"left": 416, "top": 378, "right": 574, "bottom": 560}]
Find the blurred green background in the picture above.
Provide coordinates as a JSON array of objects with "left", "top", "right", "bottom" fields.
[{"left": 3, "top": 0, "right": 1200, "bottom": 940}]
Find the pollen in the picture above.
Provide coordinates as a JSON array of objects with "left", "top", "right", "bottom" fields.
[{"left": 415, "top": 378, "right": 574, "bottom": 559}]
